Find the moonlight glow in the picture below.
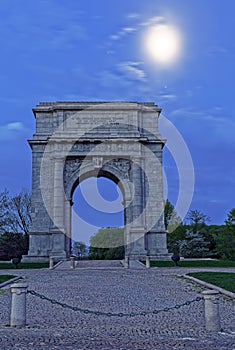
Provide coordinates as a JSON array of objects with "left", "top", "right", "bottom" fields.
[{"left": 145, "top": 24, "right": 182, "bottom": 65}]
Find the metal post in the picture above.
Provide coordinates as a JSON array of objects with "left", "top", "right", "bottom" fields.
[
  {"left": 146, "top": 255, "right": 150, "bottom": 269},
  {"left": 202, "top": 290, "right": 221, "bottom": 332},
  {"left": 49, "top": 257, "right": 54, "bottom": 269},
  {"left": 70, "top": 256, "right": 75, "bottom": 269},
  {"left": 10, "top": 283, "right": 28, "bottom": 327},
  {"left": 124, "top": 256, "right": 129, "bottom": 269}
]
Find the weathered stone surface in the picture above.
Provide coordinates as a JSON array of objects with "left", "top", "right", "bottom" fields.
[{"left": 24, "top": 102, "right": 169, "bottom": 261}]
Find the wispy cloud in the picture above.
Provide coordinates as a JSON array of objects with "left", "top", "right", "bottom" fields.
[
  {"left": 109, "top": 15, "right": 166, "bottom": 42},
  {"left": 207, "top": 45, "right": 229, "bottom": 56},
  {"left": 117, "top": 61, "right": 146, "bottom": 81},
  {"left": 169, "top": 106, "right": 235, "bottom": 145},
  {"left": 170, "top": 106, "right": 228, "bottom": 122},
  {"left": 0, "top": 122, "right": 27, "bottom": 141},
  {"left": 140, "top": 16, "right": 165, "bottom": 27},
  {"left": 126, "top": 13, "right": 141, "bottom": 20},
  {"left": 6, "top": 122, "right": 24, "bottom": 131},
  {"left": 110, "top": 26, "right": 137, "bottom": 41},
  {"left": 159, "top": 94, "right": 177, "bottom": 102}
]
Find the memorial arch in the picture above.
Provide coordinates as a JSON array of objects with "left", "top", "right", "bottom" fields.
[{"left": 23, "top": 102, "right": 169, "bottom": 262}]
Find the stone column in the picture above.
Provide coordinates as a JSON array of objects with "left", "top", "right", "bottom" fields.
[
  {"left": 53, "top": 158, "right": 65, "bottom": 230},
  {"left": 64, "top": 199, "right": 72, "bottom": 257},
  {"left": 202, "top": 290, "right": 221, "bottom": 332},
  {"left": 129, "top": 157, "right": 146, "bottom": 259},
  {"left": 132, "top": 157, "right": 143, "bottom": 225},
  {"left": 51, "top": 157, "right": 66, "bottom": 259},
  {"left": 10, "top": 283, "right": 28, "bottom": 327},
  {"left": 144, "top": 146, "right": 169, "bottom": 259}
]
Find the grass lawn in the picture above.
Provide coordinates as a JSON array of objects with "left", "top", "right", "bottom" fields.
[
  {"left": 0, "top": 275, "right": 16, "bottom": 284},
  {"left": 148, "top": 260, "right": 235, "bottom": 268},
  {"left": 0, "top": 262, "right": 49, "bottom": 269},
  {"left": 188, "top": 272, "right": 235, "bottom": 293}
]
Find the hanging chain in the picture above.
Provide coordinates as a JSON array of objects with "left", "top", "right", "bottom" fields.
[{"left": 28, "top": 290, "right": 203, "bottom": 318}]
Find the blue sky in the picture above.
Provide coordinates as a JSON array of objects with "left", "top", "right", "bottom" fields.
[{"left": 0, "top": 0, "right": 234, "bottom": 240}]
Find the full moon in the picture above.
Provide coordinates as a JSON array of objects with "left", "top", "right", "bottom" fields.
[{"left": 145, "top": 24, "right": 182, "bottom": 65}]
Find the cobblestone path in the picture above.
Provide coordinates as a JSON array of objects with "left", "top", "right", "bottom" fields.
[{"left": 0, "top": 266, "right": 234, "bottom": 350}]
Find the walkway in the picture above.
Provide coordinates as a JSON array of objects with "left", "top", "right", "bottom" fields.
[{"left": 0, "top": 264, "right": 234, "bottom": 350}]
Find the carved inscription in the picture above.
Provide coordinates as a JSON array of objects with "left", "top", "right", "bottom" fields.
[
  {"left": 65, "top": 113, "right": 127, "bottom": 129},
  {"left": 70, "top": 142, "right": 140, "bottom": 153}
]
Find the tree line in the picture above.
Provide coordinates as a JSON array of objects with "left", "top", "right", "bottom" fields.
[
  {"left": 165, "top": 200, "right": 235, "bottom": 260},
  {"left": 77, "top": 201, "right": 235, "bottom": 260},
  {"left": 0, "top": 189, "right": 234, "bottom": 261}
]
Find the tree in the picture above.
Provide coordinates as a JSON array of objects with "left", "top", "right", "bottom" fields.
[
  {"left": 225, "top": 208, "right": 235, "bottom": 227},
  {"left": 0, "top": 189, "right": 31, "bottom": 260},
  {"left": 72, "top": 241, "right": 87, "bottom": 259},
  {"left": 215, "top": 208, "right": 235, "bottom": 260},
  {"left": 0, "top": 232, "right": 28, "bottom": 260},
  {"left": 164, "top": 200, "right": 182, "bottom": 233},
  {"left": 179, "top": 230, "right": 210, "bottom": 258},
  {"left": 187, "top": 209, "right": 211, "bottom": 233},
  {"left": 89, "top": 227, "right": 124, "bottom": 260},
  {"left": 167, "top": 224, "right": 187, "bottom": 255},
  {"left": 0, "top": 190, "right": 10, "bottom": 234},
  {"left": 0, "top": 189, "right": 31, "bottom": 235}
]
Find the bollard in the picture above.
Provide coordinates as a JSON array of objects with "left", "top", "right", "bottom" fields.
[
  {"left": 49, "top": 257, "right": 54, "bottom": 269},
  {"left": 10, "top": 283, "right": 28, "bottom": 327},
  {"left": 70, "top": 256, "right": 75, "bottom": 269},
  {"left": 124, "top": 256, "right": 129, "bottom": 269},
  {"left": 146, "top": 255, "right": 150, "bottom": 269},
  {"left": 202, "top": 290, "right": 221, "bottom": 332}
]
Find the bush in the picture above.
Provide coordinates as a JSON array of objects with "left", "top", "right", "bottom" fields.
[{"left": 0, "top": 232, "right": 29, "bottom": 261}]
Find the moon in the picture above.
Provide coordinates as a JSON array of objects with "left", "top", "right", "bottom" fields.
[{"left": 145, "top": 24, "right": 182, "bottom": 65}]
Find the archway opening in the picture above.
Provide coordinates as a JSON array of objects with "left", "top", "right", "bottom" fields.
[{"left": 71, "top": 176, "right": 124, "bottom": 259}]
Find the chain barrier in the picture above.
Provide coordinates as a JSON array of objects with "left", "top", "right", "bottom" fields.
[{"left": 28, "top": 290, "right": 203, "bottom": 317}]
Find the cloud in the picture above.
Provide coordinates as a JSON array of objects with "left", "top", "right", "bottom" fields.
[
  {"left": 109, "top": 14, "right": 166, "bottom": 42},
  {"left": 0, "top": 122, "right": 27, "bottom": 141},
  {"left": 117, "top": 61, "right": 146, "bottom": 81},
  {"left": 140, "top": 16, "right": 165, "bottom": 27},
  {"left": 159, "top": 94, "right": 177, "bottom": 102},
  {"left": 6, "top": 122, "right": 24, "bottom": 131},
  {"left": 126, "top": 13, "right": 140, "bottom": 20},
  {"left": 109, "top": 26, "right": 137, "bottom": 41},
  {"left": 169, "top": 106, "right": 235, "bottom": 145},
  {"left": 170, "top": 106, "right": 229, "bottom": 123},
  {"left": 207, "top": 45, "right": 229, "bottom": 56}
]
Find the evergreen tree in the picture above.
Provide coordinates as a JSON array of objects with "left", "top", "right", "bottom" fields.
[
  {"left": 215, "top": 208, "right": 235, "bottom": 260},
  {"left": 164, "top": 199, "right": 182, "bottom": 233}
]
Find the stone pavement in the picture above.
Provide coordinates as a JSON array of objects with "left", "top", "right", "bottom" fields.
[{"left": 0, "top": 264, "right": 234, "bottom": 350}]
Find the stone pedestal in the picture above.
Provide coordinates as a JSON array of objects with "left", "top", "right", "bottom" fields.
[
  {"left": 10, "top": 283, "right": 28, "bottom": 327},
  {"left": 203, "top": 290, "right": 221, "bottom": 332}
]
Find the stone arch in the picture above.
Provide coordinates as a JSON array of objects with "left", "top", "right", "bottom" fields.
[
  {"left": 23, "top": 101, "right": 169, "bottom": 262},
  {"left": 64, "top": 158, "right": 132, "bottom": 203},
  {"left": 63, "top": 158, "right": 133, "bottom": 257}
]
